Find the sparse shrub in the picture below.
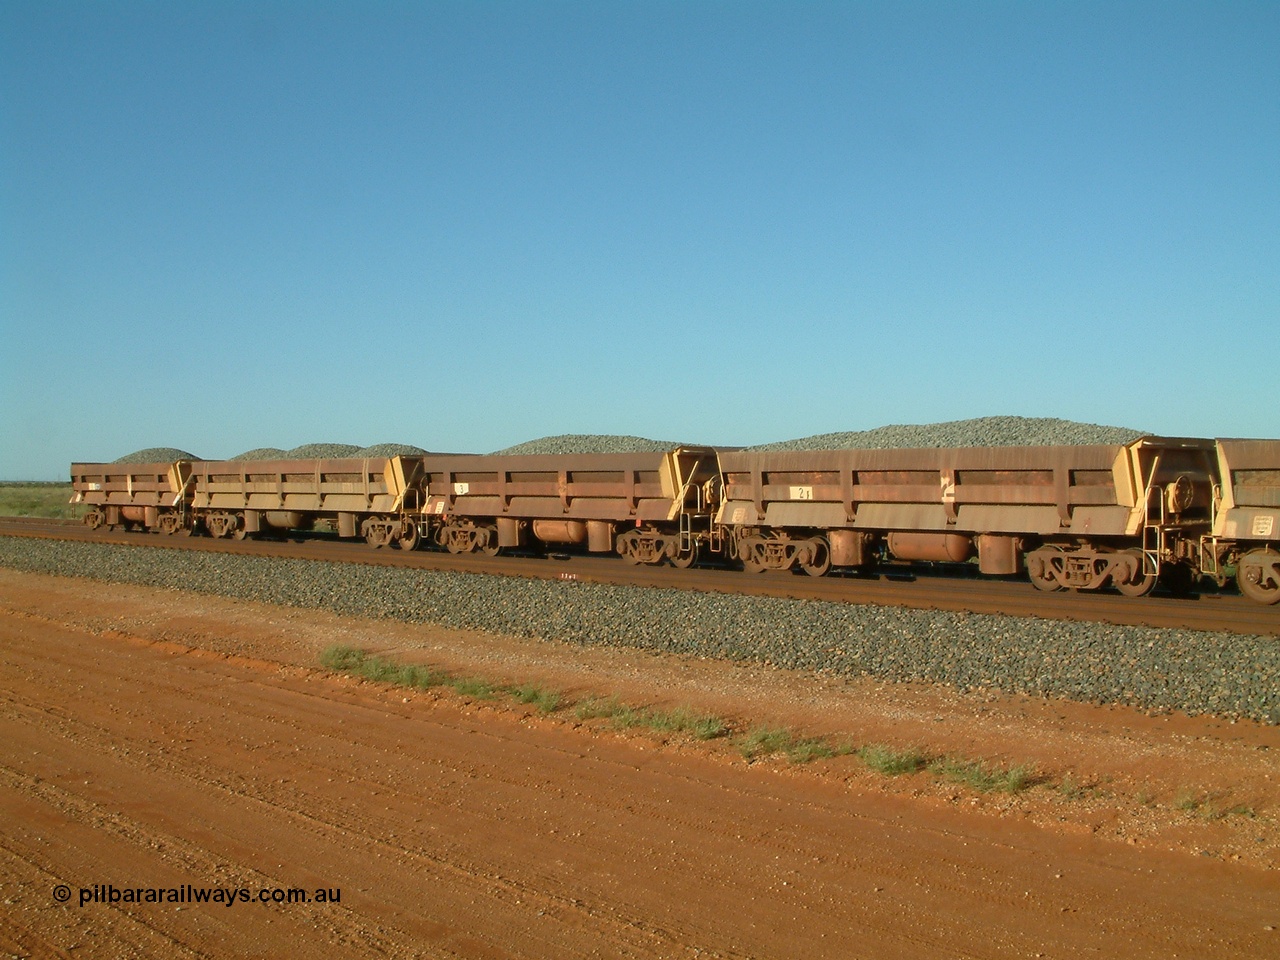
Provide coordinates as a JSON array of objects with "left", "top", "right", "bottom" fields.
[
  {"left": 929, "top": 757, "right": 1039, "bottom": 793},
  {"left": 858, "top": 744, "right": 927, "bottom": 776},
  {"left": 509, "top": 684, "right": 563, "bottom": 713},
  {"left": 736, "top": 726, "right": 794, "bottom": 759}
]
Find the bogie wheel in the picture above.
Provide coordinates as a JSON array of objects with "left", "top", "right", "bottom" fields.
[
  {"left": 616, "top": 533, "right": 641, "bottom": 564},
  {"left": 1027, "top": 547, "right": 1064, "bottom": 592},
  {"left": 1237, "top": 549, "right": 1280, "bottom": 605},
  {"left": 800, "top": 538, "right": 831, "bottom": 578},
  {"left": 1115, "top": 549, "right": 1157, "bottom": 598},
  {"left": 480, "top": 527, "right": 501, "bottom": 556},
  {"left": 670, "top": 542, "right": 699, "bottom": 569},
  {"left": 397, "top": 519, "right": 420, "bottom": 551}
]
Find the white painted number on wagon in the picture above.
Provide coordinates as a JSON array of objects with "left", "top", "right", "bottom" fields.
[
  {"left": 453, "top": 482, "right": 469, "bottom": 495},
  {"left": 789, "top": 486, "right": 814, "bottom": 501}
]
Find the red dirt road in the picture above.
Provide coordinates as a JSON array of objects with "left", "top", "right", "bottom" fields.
[{"left": 1, "top": 569, "right": 1278, "bottom": 959}]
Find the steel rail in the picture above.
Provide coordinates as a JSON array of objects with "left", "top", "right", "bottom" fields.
[{"left": 2, "top": 518, "right": 1276, "bottom": 637}]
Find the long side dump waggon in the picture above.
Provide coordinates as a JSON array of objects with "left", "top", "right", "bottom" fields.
[
  {"left": 190, "top": 456, "right": 426, "bottom": 546},
  {"left": 70, "top": 461, "right": 194, "bottom": 534},
  {"left": 715, "top": 437, "right": 1217, "bottom": 594},
  {"left": 422, "top": 447, "right": 723, "bottom": 565},
  {"left": 1205, "top": 439, "right": 1280, "bottom": 604}
]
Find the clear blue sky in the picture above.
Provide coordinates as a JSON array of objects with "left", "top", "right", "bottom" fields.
[{"left": 3, "top": 1, "right": 1277, "bottom": 478}]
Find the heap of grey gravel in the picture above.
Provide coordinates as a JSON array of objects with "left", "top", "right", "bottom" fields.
[
  {"left": 491, "top": 435, "right": 680, "bottom": 455},
  {"left": 229, "top": 443, "right": 429, "bottom": 460},
  {"left": 111, "top": 447, "right": 201, "bottom": 464},
  {"left": 284, "top": 442, "right": 364, "bottom": 458},
  {"left": 358, "top": 443, "right": 429, "bottom": 457},
  {"left": 748, "top": 417, "right": 1146, "bottom": 451},
  {"left": 108, "top": 418, "right": 1147, "bottom": 465},
  {"left": 2, "top": 537, "right": 1276, "bottom": 725},
  {"left": 230, "top": 447, "right": 290, "bottom": 460}
]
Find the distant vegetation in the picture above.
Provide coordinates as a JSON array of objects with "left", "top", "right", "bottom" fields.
[{"left": 0, "top": 482, "right": 83, "bottom": 520}]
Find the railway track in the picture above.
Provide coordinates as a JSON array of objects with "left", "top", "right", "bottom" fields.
[{"left": 2, "top": 517, "right": 1277, "bottom": 637}]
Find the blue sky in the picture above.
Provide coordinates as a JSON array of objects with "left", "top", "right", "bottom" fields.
[{"left": 2, "top": 1, "right": 1277, "bottom": 478}]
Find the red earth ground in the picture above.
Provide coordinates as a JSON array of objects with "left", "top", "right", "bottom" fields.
[{"left": 1, "top": 567, "right": 1278, "bottom": 959}]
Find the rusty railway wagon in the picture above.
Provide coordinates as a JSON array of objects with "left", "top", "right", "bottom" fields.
[
  {"left": 1200, "top": 439, "right": 1280, "bottom": 604},
  {"left": 187, "top": 456, "right": 428, "bottom": 547},
  {"left": 70, "top": 461, "right": 195, "bottom": 534},
  {"left": 69, "top": 436, "right": 1280, "bottom": 603},
  {"left": 714, "top": 437, "right": 1220, "bottom": 598},
  {"left": 419, "top": 447, "right": 724, "bottom": 565}
]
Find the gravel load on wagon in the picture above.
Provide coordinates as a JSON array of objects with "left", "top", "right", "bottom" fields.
[
  {"left": 358, "top": 443, "right": 429, "bottom": 457},
  {"left": 286, "top": 443, "right": 363, "bottom": 458},
  {"left": 111, "top": 447, "right": 201, "bottom": 464},
  {"left": 229, "top": 443, "right": 429, "bottom": 460},
  {"left": 492, "top": 434, "right": 680, "bottom": 455},
  {"left": 230, "top": 447, "right": 290, "bottom": 460},
  {"left": 2, "top": 537, "right": 1276, "bottom": 725},
  {"left": 749, "top": 416, "right": 1145, "bottom": 452}
]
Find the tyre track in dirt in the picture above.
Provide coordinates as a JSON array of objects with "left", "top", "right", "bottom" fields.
[
  {"left": 2, "top": 571, "right": 1279, "bottom": 958},
  {"left": 0, "top": 619, "right": 691, "bottom": 959}
]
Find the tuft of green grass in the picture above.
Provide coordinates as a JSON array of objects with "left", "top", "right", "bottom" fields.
[
  {"left": 508, "top": 683, "right": 564, "bottom": 714},
  {"left": 641, "top": 706, "right": 729, "bottom": 741},
  {"left": 575, "top": 696, "right": 625, "bottom": 721},
  {"left": 1173, "top": 791, "right": 1256, "bottom": 820},
  {"left": 736, "top": 726, "right": 794, "bottom": 759},
  {"left": 582, "top": 701, "right": 728, "bottom": 740},
  {"left": 320, "top": 644, "right": 443, "bottom": 690},
  {"left": 787, "top": 738, "right": 850, "bottom": 764},
  {"left": 929, "top": 757, "right": 1039, "bottom": 793},
  {"left": 857, "top": 744, "right": 927, "bottom": 776},
  {"left": 1058, "top": 773, "right": 1090, "bottom": 801},
  {"left": 320, "top": 644, "right": 368, "bottom": 671},
  {"left": 446, "top": 676, "right": 495, "bottom": 699}
]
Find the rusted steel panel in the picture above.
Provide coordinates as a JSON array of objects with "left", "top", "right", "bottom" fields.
[
  {"left": 424, "top": 448, "right": 720, "bottom": 525},
  {"left": 1217, "top": 440, "right": 1280, "bottom": 510},
  {"left": 716, "top": 438, "right": 1216, "bottom": 538},
  {"left": 70, "top": 462, "right": 191, "bottom": 509},
  {"left": 1214, "top": 439, "right": 1280, "bottom": 540},
  {"left": 190, "top": 457, "right": 422, "bottom": 516}
]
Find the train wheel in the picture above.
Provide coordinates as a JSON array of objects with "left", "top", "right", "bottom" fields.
[
  {"left": 616, "top": 532, "right": 641, "bottom": 564},
  {"left": 1115, "top": 549, "right": 1157, "bottom": 597},
  {"left": 670, "top": 542, "right": 699, "bottom": 569},
  {"left": 800, "top": 538, "right": 831, "bottom": 577},
  {"left": 1027, "top": 547, "right": 1064, "bottom": 592},
  {"left": 1238, "top": 549, "right": 1280, "bottom": 605},
  {"left": 480, "top": 526, "right": 500, "bottom": 556},
  {"left": 397, "top": 519, "right": 420, "bottom": 551}
]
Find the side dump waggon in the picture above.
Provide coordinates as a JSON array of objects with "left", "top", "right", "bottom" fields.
[
  {"left": 421, "top": 447, "right": 723, "bottom": 565},
  {"left": 70, "top": 461, "right": 195, "bottom": 534},
  {"left": 1204, "top": 439, "right": 1280, "bottom": 604},
  {"left": 714, "top": 437, "right": 1218, "bottom": 595},
  {"left": 189, "top": 456, "right": 426, "bottom": 547}
]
